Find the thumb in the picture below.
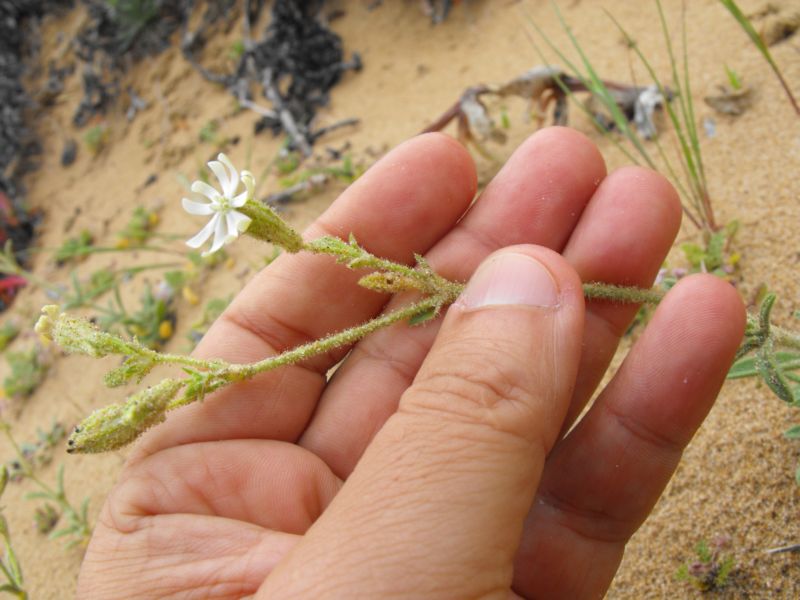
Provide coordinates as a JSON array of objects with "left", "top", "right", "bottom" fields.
[{"left": 260, "top": 246, "right": 585, "bottom": 599}]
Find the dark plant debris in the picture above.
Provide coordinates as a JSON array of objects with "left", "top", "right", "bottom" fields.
[{"left": 185, "top": 0, "right": 362, "bottom": 155}]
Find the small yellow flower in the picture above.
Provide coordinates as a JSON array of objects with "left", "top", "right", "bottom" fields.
[
  {"left": 182, "top": 286, "right": 200, "bottom": 306},
  {"left": 158, "top": 320, "right": 174, "bottom": 340}
]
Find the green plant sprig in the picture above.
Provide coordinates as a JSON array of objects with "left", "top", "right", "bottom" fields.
[
  {"left": 0, "top": 466, "right": 27, "bottom": 599},
  {"left": 33, "top": 164, "right": 800, "bottom": 466},
  {"left": 36, "top": 212, "right": 798, "bottom": 457},
  {"left": 0, "top": 423, "right": 91, "bottom": 549}
]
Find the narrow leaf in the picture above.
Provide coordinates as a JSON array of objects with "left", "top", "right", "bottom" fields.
[
  {"left": 756, "top": 345, "right": 794, "bottom": 403},
  {"left": 409, "top": 307, "right": 437, "bottom": 326}
]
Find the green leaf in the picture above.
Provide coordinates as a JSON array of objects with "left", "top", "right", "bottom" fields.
[
  {"left": 408, "top": 307, "right": 437, "bottom": 326},
  {"left": 706, "top": 231, "right": 726, "bottom": 270},
  {"left": 785, "top": 425, "right": 800, "bottom": 439},
  {"left": 795, "top": 463, "right": 800, "bottom": 485},
  {"left": 0, "top": 584, "right": 23, "bottom": 593},
  {"left": 759, "top": 293, "right": 777, "bottom": 334},
  {"left": 49, "top": 527, "right": 73, "bottom": 540},
  {"left": 163, "top": 270, "right": 187, "bottom": 291},
  {"left": 680, "top": 243, "right": 705, "bottom": 268},
  {"left": 695, "top": 539, "right": 711, "bottom": 563},
  {"left": 756, "top": 345, "right": 795, "bottom": 403},
  {"left": 22, "top": 492, "right": 52, "bottom": 502},
  {"left": 728, "top": 351, "right": 800, "bottom": 379}
]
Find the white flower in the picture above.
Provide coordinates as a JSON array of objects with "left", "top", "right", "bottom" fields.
[{"left": 182, "top": 153, "right": 254, "bottom": 255}]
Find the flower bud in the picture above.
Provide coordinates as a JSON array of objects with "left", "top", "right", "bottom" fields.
[
  {"left": 35, "top": 306, "right": 130, "bottom": 358},
  {"left": 238, "top": 200, "right": 304, "bottom": 253},
  {"left": 67, "top": 379, "right": 183, "bottom": 453}
]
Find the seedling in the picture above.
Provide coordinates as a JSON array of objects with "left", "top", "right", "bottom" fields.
[
  {"left": 34, "top": 504, "right": 59, "bottom": 536},
  {"left": 54, "top": 230, "right": 94, "bottom": 266},
  {"left": 83, "top": 124, "right": 109, "bottom": 156},
  {"left": 60, "top": 262, "right": 181, "bottom": 311},
  {"left": 0, "top": 466, "right": 27, "bottom": 599},
  {"left": 2, "top": 348, "right": 48, "bottom": 400},
  {"left": 95, "top": 283, "right": 176, "bottom": 350},
  {"left": 4, "top": 422, "right": 66, "bottom": 482},
  {"left": 0, "top": 322, "right": 20, "bottom": 353},
  {"left": 0, "top": 423, "right": 91, "bottom": 550},
  {"left": 719, "top": 0, "right": 799, "bottom": 116},
  {"left": 724, "top": 64, "right": 742, "bottom": 91},
  {"left": 116, "top": 206, "right": 161, "bottom": 248},
  {"left": 680, "top": 221, "right": 740, "bottom": 281},
  {"left": 676, "top": 536, "right": 736, "bottom": 592}
]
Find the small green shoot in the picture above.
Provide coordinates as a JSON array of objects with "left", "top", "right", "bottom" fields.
[
  {"left": 116, "top": 206, "right": 160, "bottom": 248},
  {"left": 96, "top": 283, "right": 176, "bottom": 349},
  {"left": 676, "top": 536, "right": 736, "bottom": 592},
  {"left": 2, "top": 348, "right": 48, "bottom": 400},
  {"left": 719, "top": 0, "right": 800, "bottom": 115},
  {"left": 680, "top": 221, "right": 740, "bottom": 279},
  {"left": 0, "top": 323, "right": 20, "bottom": 353},
  {"left": 0, "top": 466, "right": 27, "bottom": 599},
  {"left": 83, "top": 124, "right": 109, "bottom": 156},
  {"left": 34, "top": 504, "right": 59, "bottom": 536},
  {"left": 724, "top": 64, "right": 742, "bottom": 91},
  {"left": 0, "top": 423, "right": 92, "bottom": 550},
  {"left": 274, "top": 151, "right": 302, "bottom": 176},
  {"left": 54, "top": 230, "right": 94, "bottom": 265},
  {"left": 3, "top": 422, "right": 66, "bottom": 482},
  {"left": 229, "top": 39, "right": 245, "bottom": 61}
]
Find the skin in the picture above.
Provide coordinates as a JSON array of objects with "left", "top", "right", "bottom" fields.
[{"left": 77, "top": 128, "right": 745, "bottom": 599}]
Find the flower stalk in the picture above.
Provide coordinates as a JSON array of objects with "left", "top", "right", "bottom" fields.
[{"left": 35, "top": 154, "right": 799, "bottom": 455}]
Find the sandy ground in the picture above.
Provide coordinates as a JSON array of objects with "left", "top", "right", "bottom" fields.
[{"left": 0, "top": 0, "right": 798, "bottom": 597}]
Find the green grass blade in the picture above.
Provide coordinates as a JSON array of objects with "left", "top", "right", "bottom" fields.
[
  {"left": 522, "top": 12, "right": 644, "bottom": 166},
  {"left": 550, "top": 2, "right": 656, "bottom": 167},
  {"left": 604, "top": 8, "right": 705, "bottom": 226},
  {"left": 719, "top": 0, "right": 800, "bottom": 115},
  {"left": 654, "top": 2, "right": 704, "bottom": 202}
]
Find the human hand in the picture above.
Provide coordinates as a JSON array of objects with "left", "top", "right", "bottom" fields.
[{"left": 77, "top": 128, "right": 744, "bottom": 599}]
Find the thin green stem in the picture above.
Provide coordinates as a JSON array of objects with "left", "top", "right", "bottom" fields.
[{"left": 231, "top": 296, "right": 445, "bottom": 379}]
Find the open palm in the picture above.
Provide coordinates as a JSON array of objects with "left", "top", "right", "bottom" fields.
[{"left": 78, "top": 128, "right": 743, "bottom": 599}]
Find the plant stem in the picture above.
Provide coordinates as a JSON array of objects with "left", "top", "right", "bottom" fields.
[{"left": 0, "top": 424, "right": 91, "bottom": 546}]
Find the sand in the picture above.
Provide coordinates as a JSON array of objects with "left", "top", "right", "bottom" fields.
[{"left": 0, "top": 0, "right": 798, "bottom": 597}]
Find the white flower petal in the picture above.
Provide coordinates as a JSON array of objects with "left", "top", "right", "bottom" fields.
[
  {"left": 226, "top": 210, "right": 251, "bottom": 235},
  {"left": 240, "top": 170, "right": 255, "bottom": 201},
  {"left": 208, "top": 160, "right": 234, "bottom": 199},
  {"left": 203, "top": 213, "right": 229, "bottom": 256},
  {"left": 232, "top": 191, "right": 248, "bottom": 208},
  {"left": 217, "top": 153, "right": 239, "bottom": 198},
  {"left": 186, "top": 213, "right": 219, "bottom": 248},
  {"left": 191, "top": 180, "right": 222, "bottom": 201},
  {"left": 181, "top": 197, "right": 214, "bottom": 216}
]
